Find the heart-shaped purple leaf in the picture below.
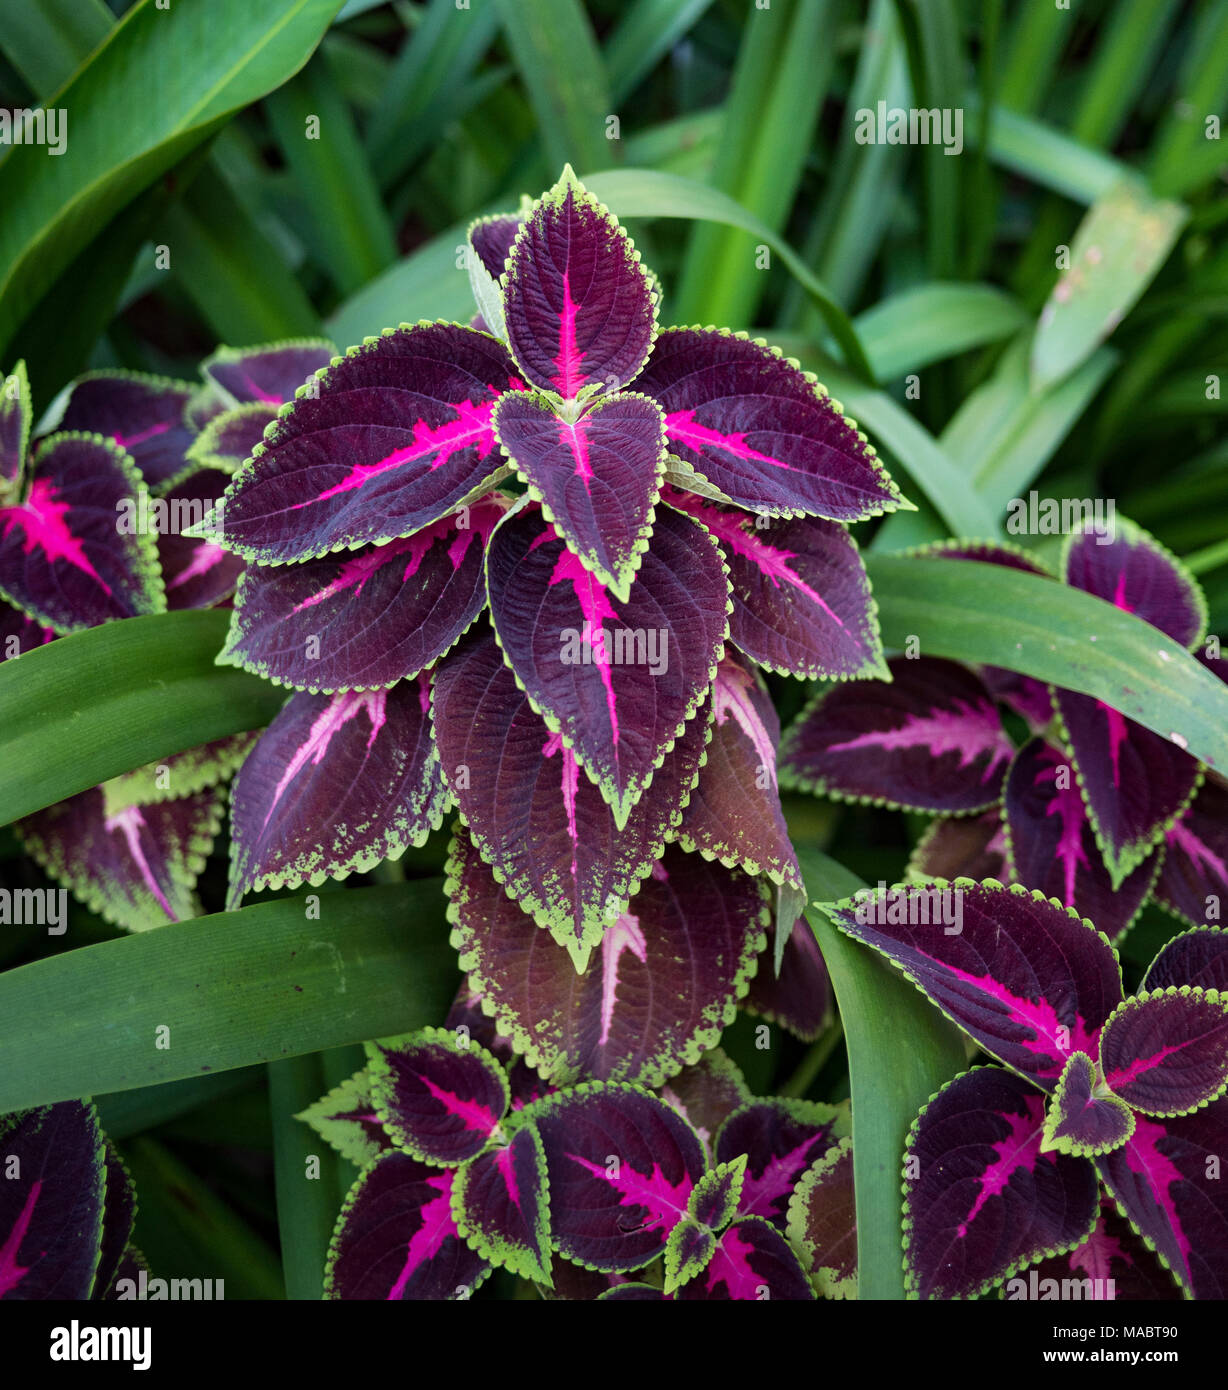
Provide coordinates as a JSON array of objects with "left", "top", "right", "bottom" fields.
[
  {"left": 0, "top": 434, "right": 164, "bottom": 632},
  {"left": 909, "top": 808, "right": 1010, "bottom": 883},
  {"left": 0, "top": 1101, "right": 107, "bottom": 1300},
  {"left": 780, "top": 657, "right": 1013, "bottom": 814},
  {"left": 1041, "top": 1050, "right": 1135, "bottom": 1156},
  {"left": 202, "top": 340, "right": 336, "bottom": 408},
  {"left": 527, "top": 1081, "right": 706, "bottom": 1273},
  {"left": 1154, "top": 779, "right": 1228, "bottom": 930},
  {"left": 669, "top": 491, "right": 886, "bottom": 679},
  {"left": 786, "top": 1137, "right": 857, "bottom": 1299},
  {"left": 674, "top": 653, "right": 802, "bottom": 894},
  {"left": 493, "top": 390, "right": 665, "bottom": 600},
  {"left": 1099, "top": 988, "right": 1228, "bottom": 1116},
  {"left": 1005, "top": 737, "right": 1159, "bottom": 942},
  {"left": 687, "top": 1156, "right": 746, "bottom": 1232},
  {"left": 663, "top": 1217, "right": 717, "bottom": 1294},
  {"left": 823, "top": 880, "right": 1124, "bottom": 1088},
  {"left": 221, "top": 498, "right": 503, "bottom": 693},
  {"left": 1097, "top": 1098, "right": 1228, "bottom": 1299},
  {"left": 433, "top": 626, "right": 711, "bottom": 968},
  {"left": 18, "top": 785, "right": 222, "bottom": 931},
  {"left": 1144, "top": 926, "right": 1228, "bottom": 993},
  {"left": 324, "top": 1152, "right": 489, "bottom": 1300},
  {"left": 1054, "top": 687, "right": 1201, "bottom": 886},
  {"left": 715, "top": 1099, "right": 850, "bottom": 1230},
  {"left": 503, "top": 168, "right": 656, "bottom": 399},
  {"left": 228, "top": 677, "right": 447, "bottom": 905},
  {"left": 449, "top": 830, "right": 767, "bottom": 1087},
  {"left": 1064, "top": 518, "right": 1207, "bottom": 650},
  {"left": 367, "top": 1029, "right": 509, "bottom": 1165},
  {"left": 634, "top": 327, "right": 903, "bottom": 521},
  {"left": 209, "top": 323, "right": 521, "bottom": 564},
  {"left": 903, "top": 1067, "right": 1099, "bottom": 1300},
  {"left": 57, "top": 372, "right": 195, "bottom": 490},
  {"left": 452, "top": 1123, "right": 552, "bottom": 1283},
  {"left": 486, "top": 502, "right": 729, "bottom": 827},
  {"left": 1026, "top": 1196, "right": 1181, "bottom": 1300},
  {"left": 674, "top": 1215, "right": 814, "bottom": 1300}
]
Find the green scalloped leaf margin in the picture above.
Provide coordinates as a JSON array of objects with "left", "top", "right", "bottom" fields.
[
  {"left": 1040, "top": 1050, "right": 1136, "bottom": 1157},
  {"left": 786, "top": 1134, "right": 858, "bottom": 1300},
  {"left": 451, "top": 1117, "right": 553, "bottom": 1285},
  {"left": 295, "top": 1065, "right": 386, "bottom": 1170},
  {"left": 662, "top": 1216, "right": 715, "bottom": 1295},
  {"left": 686, "top": 1153, "right": 747, "bottom": 1233},
  {"left": 1099, "top": 986, "right": 1228, "bottom": 1118},
  {"left": 101, "top": 732, "right": 256, "bottom": 813}
]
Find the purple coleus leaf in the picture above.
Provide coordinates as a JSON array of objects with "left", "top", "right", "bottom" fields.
[
  {"left": 182, "top": 402, "right": 278, "bottom": 480},
  {"left": 822, "top": 879, "right": 1124, "bottom": 1088},
  {"left": 1005, "top": 737, "right": 1158, "bottom": 942},
  {"left": 1064, "top": 518, "right": 1207, "bottom": 650},
  {"left": 433, "top": 625, "right": 711, "bottom": 969},
  {"left": 674, "top": 1215, "right": 814, "bottom": 1300},
  {"left": 1143, "top": 926, "right": 1228, "bottom": 993},
  {"left": 1097, "top": 988, "right": 1228, "bottom": 1117},
  {"left": 668, "top": 490, "right": 886, "bottom": 679},
  {"left": 686, "top": 1155, "right": 747, "bottom": 1232},
  {"left": 525, "top": 1080, "right": 706, "bottom": 1273},
  {"left": 201, "top": 339, "right": 337, "bottom": 410},
  {"left": 17, "top": 785, "right": 222, "bottom": 931},
  {"left": 468, "top": 213, "right": 523, "bottom": 283},
  {"left": 634, "top": 327, "right": 904, "bottom": 521},
  {"left": 909, "top": 807, "right": 1010, "bottom": 884},
  {"left": 324, "top": 1152, "right": 490, "bottom": 1300},
  {"left": 492, "top": 390, "right": 665, "bottom": 600},
  {"left": 715, "top": 1098, "right": 850, "bottom": 1231},
  {"left": 448, "top": 830, "right": 767, "bottom": 1087},
  {"left": 297, "top": 1067, "right": 392, "bottom": 1169},
  {"left": 486, "top": 502, "right": 729, "bottom": 827},
  {"left": 502, "top": 166, "right": 657, "bottom": 400},
  {"left": 55, "top": 371, "right": 195, "bottom": 490},
  {"left": 780, "top": 657, "right": 1014, "bottom": 814},
  {"left": 743, "top": 915, "right": 832, "bottom": 1043},
  {"left": 656, "top": 1050, "right": 752, "bottom": 1160},
  {"left": 95, "top": 1145, "right": 137, "bottom": 1300},
  {"left": 206, "top": 323, "right": 522, "bottom": 564},
  {"left": 1041, "top": 1051, "right": 1136, "bottom": 1157},
  {"left": 0, "top": 1101, "right": 107, "bottom": 1300},
  {"left": 221, "top": 497, "right": 504, "bottom": 693},
  {"left": 227, "top": 677, "right": 447, "bottom": 905},
  {"left": 0, "top": 592, "right": 54, "bottom": 659},
  {"left": 367, "top": 1028, "right": 509, "bottom": 1165},
  {"left": 451, "top": 1122, "right": 553, "bottom": 1284},
  {"left": 1097, "top": 1098, "right": 1228, "bottom": 1299},
  {"left": 786, "top": 1136, "right": 857, "bottom": 1299},
  {"left": 903, "top": 1066, "right": 1100, "bottom": 1300},
  {"left": 0, "top": 434, "right": 164, "bottom": 632},
  {"left": 662, "top": 1217, "right": 717, "bottom": 1295},
  {"left": 156, "top": 469, "right": 246, "bottom": 610},
  {"left": 1026, "top": 1196, "right": 1180, "bottom": 1300},
  {"left": 1053, "top": 688, "right": 1201, "bottom": 888},
  {"left": 0, "top": 360, "right": 31, "bottom": 499},
  {"left": 1154, "top": 778, "right": 1228, "bottom": 929},
  {"left": 673, "top": 653, "right": 803, "bottom": 915}
]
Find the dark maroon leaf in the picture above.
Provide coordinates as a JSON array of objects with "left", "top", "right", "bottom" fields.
[
  {"left": 1098, "top": 989, "right": 1228, "bottom": 1116},
  {"left": 201, "top": 339, "right": 336, "bottom": 407},
  {"left": 492, "top": 389, "right": 665, "bottom": 599},
  {"left": 1041, "top": 1051, "right": 1135, "bottom": 1156},
  {"left": 453, "top": 1123, "right": 552, "bottom": 1282},
  {"left": 656, "top": 1051, "right": 752, "bottom": 1160},
  {"left": 780, "top": 657, "right": 1014, "bottom": 814},
  {"left": 743, "top": 915, "right": 832, "bottom": 1043},
  {"left": 823, "top": 879, "right": 1124, "bottom": 1088},
  {"left": 324, "top": 1152, "right": 489, "bottom": 1300},
  {"left": 634, "top": 327, "right": 903, "bottom": 521},
  {"left": 486, "top": 503, "right": 729, "bottom": 826},
  {"left": 1026, "top": 1197, "right": 1180, "bottom": 1300},
  {"left": 228, "top": 678, "right": 447, "bottom": 905},
  {"left": 95, "top": 1145, "right": 137, "bottom": 1300},
  {"left": 687, "top": 1156, "right": 746, "bottom": 1232},
  {"left": 663, "top": 1217, "right": 717, "bottom": 1293},
  {"left": 502, "top": 168, "right": 656, "bottom": 398},
  {"left": 674, "top": 1215, "right": 814, "bottom": 1300},
  {"left": 1144, "top": 926, "right": 1228, "bottom": 993},
  {"left": 786, "top": 1137, "right": 856, "bottom": 1299},
  {"left": 527, "top": 1081, "right": 706, "bottom": 1272},
  {"left": 156, "top": 468, "right": 246, "bottom": 610},
  {"left": 469, "top": 214, "right": 522, "bottom": 283},
  {"left": 0, "top": 434, "right": 164, "bottom": 632},
  {"left": 0, "top": 593, "right": 54, "bottom": 659},
  {"left": 184, "top": 401, "right": 279, "bottom": 478},
  {"left": 1154, "top": 779, "right": 1228, "bottom": 929},
  {"left": 56, "top": 372, "right": 194, "bottom": 490},
  {"left": 715, "top": 1098, "right": 849, "bottom": 1230},
  {"left": 449, "top": 830, "right": 767, "bottom": 1087},
  {"left": 903, "top": 1067, "right": 1098, "bottom": 1300},
  {"left": 208, "top": 323, "right": 521, "bottom": 563},
  {"left": 910, "top": 808, "right": 1010, "bottom": 883}
]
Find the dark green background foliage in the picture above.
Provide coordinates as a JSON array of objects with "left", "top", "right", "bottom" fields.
[{"left": 0, "top": 0, "right": 1225, "bottom": 1300}]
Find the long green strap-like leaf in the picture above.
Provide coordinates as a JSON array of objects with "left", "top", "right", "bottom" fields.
[
  {"left": 0, "top": 881, "right": 458, "bottom": 1113},
  {"left": 795, "top": 845, "right": 965, "bottom": 1301},
  {"left": 0, "top": 610, "right": 283, "bottom": 826},
  {"left": 868, "top": 555, "right": 1228, "bottom": 773}
]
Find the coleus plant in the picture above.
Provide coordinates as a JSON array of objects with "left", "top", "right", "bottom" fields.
[
  {"left": 822, "top": 880, "right": 1228, "bottom": 1300},
  {"left": 1, "top": 342, "right": 336, "bottom": 930},
  {"left": 300, "top": 1022, "right": 854, "bottom": 1299},
  {"left": 0, "top": 1099, "right": 145, "bottom": 1300},
  {"left": 781, "top": 523, "right": 1227, "bottom": 946},
  {"left": 188, "top": 166, "right": 905, "bottom": 1079}
]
